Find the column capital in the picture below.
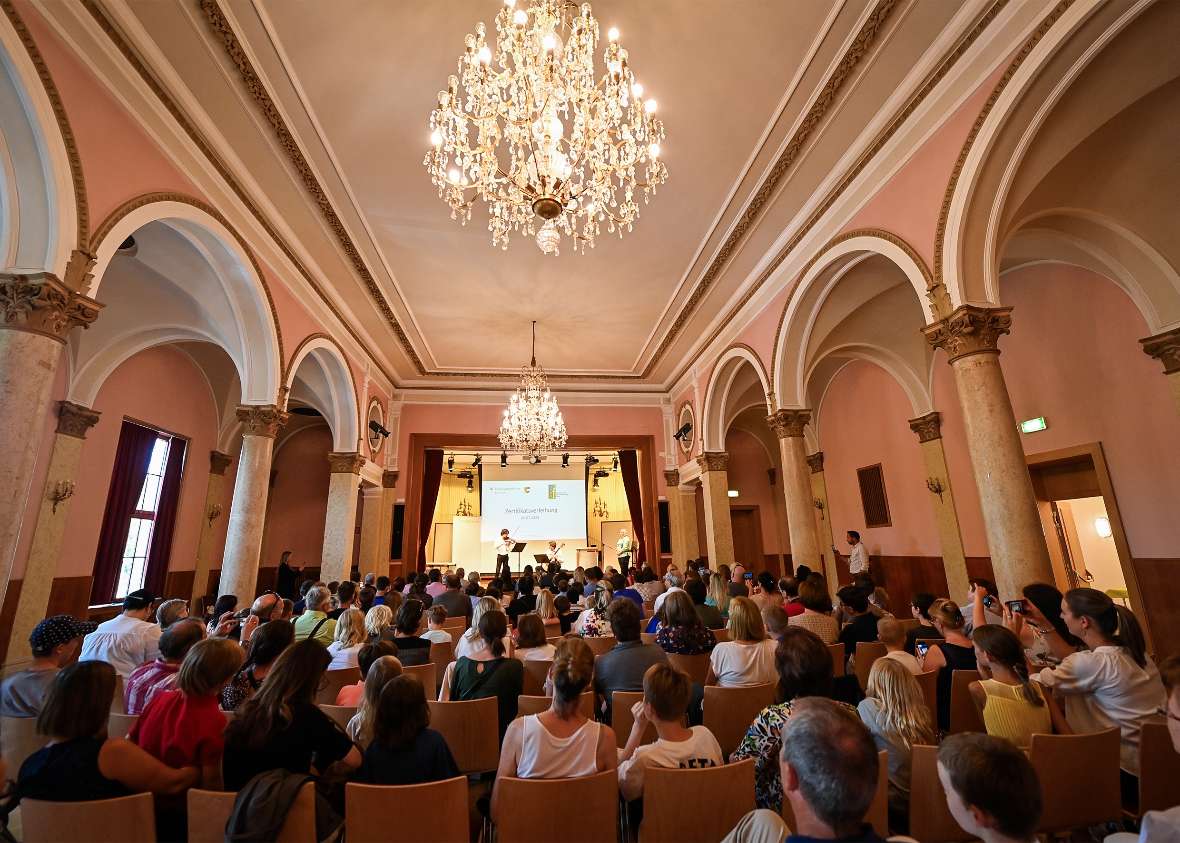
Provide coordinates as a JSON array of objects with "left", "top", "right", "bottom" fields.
[
  {"left": 663, "top": 468, "right": 680, "bottom": 487},
  {"left": 696, "top": 452, "right": 728, "bottom": 473},
  {"left": 923, "top": 304, "right": 1012, "bottom": 363},
  {"left": 0, "top": 272, "right": 102, "bottom": 343},
  {"left": 908, "top": 411, "right": 943, "bottom": 443},
  {"left": 382, "top": 469, "right": 399, "bottom": 489},
  {"left": 56, "top": 401, "right": 100, "bottom": 439},
  {"left": 327, "top": 451, "right": 366, "bottom": 474},
  {"left": 767, "top": 408, "right": 810, "bottom": 439},
  {"left": 209, "top": 451, "right": 233, "bottom": 475},
  {"left": 806, "top": 451, "right": 825, "bottom": 474},
  {"left": 1141, "top": 327, "right": 1180, "bottom": 375},
  {"left": 235, "top": 404, "right": 288, "bottom": 437}
]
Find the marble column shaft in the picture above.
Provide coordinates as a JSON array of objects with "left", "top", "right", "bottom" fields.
[
  {"left": 662, "top": 469, "right": 686, "bottom": 571},
  {"left": 806, "top": 452, "right": 840, "bottom": 590},
  {"left": 191, "top": 451, "right": 234, "bottom": 605},
  {"left": 321, "top": 452, "right": 364, "bottom": 584},
  {"left": 219, "top": 405, "right": 287, "bottom": 600},
  {"left": 908, "top": 412, "right": 970, "bottom": 602},
  {"left": 696, "top": 453, "right": 735, "bottom": 568},
  {"left": 768, "top": 409, "right": 822, "bottom": 572},
  {"left": 356, "top": 484, "right": 386, "bottom": 578},
  {"left": 676, "top": 484, "right": 701, "bottom": 565},
  {"left": 924, "top": 306, "right": 1052, "bottom": 597},
  {"left": 1141, "top": 328, "right": 1180, "bottom": 416},
  {"left": 375, "top": 470, "right": 398, "bottom": 577}
]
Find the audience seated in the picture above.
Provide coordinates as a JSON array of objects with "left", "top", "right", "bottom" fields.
[
  {"left": 969, "top": 624, "right": 1059, "bottom": 746},
  {"left": 764, "top": 606, "right": 791, "bottom": 641},
  {"left": 583, "top": 566, "right": 605, "bottom": 597},
  {"left": 963, "top": 579, "right": 1005, "bottom": 636},
  {"left": 364, "top": 604, "right": 396, "bottom": 645},
  {"left": 788, "top": 578, "right": 839, "bottom": 644},
  {"left": 1014, "top": 582, "right": 1083, "bottom": 667},
  {"left": 155, "top": 599, "right": 189, "bottom": 629},
  {"left": 222, "top": 640, "right": 361, "bottom": 790},
  {"left": 937, "top": 733, "right": 1042, "bottom": 843},
  {"left": 356, "top": 674, "right": 458, "bottom": 786},
  {"left": 708, "top": 597, "right": 777, "bottom": 687},
  {"left": 421, "top": 605, "right": 454, "bottom": 646},
  {"left": 390, "top": 599, "right": 432, "bottom": 666},
  {"left": 555, "top": 594, "right": 579, "bottom": 635},
  {"left": 292, "top": 585, "right": 336, "bottom": 645},
  {"left": 653, "top": 570, "right": 684, "bottom": 615},
  {"left": 336, "top": 640, "right": 399, "bottom": 708},
  {"left": 918, "top": 599, "right": 977, "bottom": 732},
  {"left": 124, "top": 617, "right": 205, "bottom": 715},
  {"left": 442, "top": 609, "right": 523, "bottom": 739},
  {"left": 609, "top": 573, "right": 645, "bottom": 608},
  {"left": 727, "top": 564, "right": 750, "bottom": 599},
  {"left": 574, "top": 585, "right": 616, "bottom": 638},
  {"left": 534, "top": 589, "right": 561, "bottom": 630},
  {"left": 221, "top": 618, "right": 294, "bottom": 711},
  {"left": 455, "top": 596, "right": 510, "bottom": 660},
  {"left": 78, "top": 590, "right": 163, "bottom": 678},
  {"left": 655, "top": 590, "right": 717, "bottom": 655},
  {"left": 346, "top": 652, "right": 403, "bottom": 747},
  {"left": 0, "top": 615, "right": 95, "bottom": 717},
  {"left": 513, "top": 614, "right": 557, "bottom": 661},
  {"left": 633, "top": 566, "right": 665, "bottom": 604},
  {"left": 326, "top": 607, "right": 366, "bottom": 670},
  {"left": 837, "top": 587, "right": 880, "bottom": 662},
  {"left": 327, "top": 581, "right": 356, "bottom": 620},
  {"left": 780, "top": 577, "right": 804, "bottom": 618},
  {"left": 750, "top": 572, "right": 782, "bottom": 614},
  {"left": 618, "top": 662, "right": 723, "bottom": 802},
  {"left": 425, "top": 568, "right": 447, "bottom": 598},
  {"left": 707, "top": 571, "right": 733, "bottom": 621},
  {"left": 406, "top": 574, "right": 435, "bottom": 609},
  {"left": 432, "top": 574, "right": 471, "bottom": 624},
  {"left": 206, "top": 594, "right": 239, "bottom": 637},
  {"left": 902, "top": 593, "right": 940, "bottom": 655},
  {"left": 683, "top": 577, "right": 721, "bottom": 630},
  {"left": 593, "top": 598, "right": 668, "bottom": 724},
  {"left": 877, "top": 619, "right": 921, "bottom": 674},
  {"left": 507, "top": 576, "right": 539, "bottom": 625}
]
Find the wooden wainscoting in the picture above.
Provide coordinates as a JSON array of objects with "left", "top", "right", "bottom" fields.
[
  {"left": 851, "top": 556, "right": 996, "bottom": 617},
  {"left": 1129, "top": 558, "right": 1180, "bottom": 660},
  {"left": 0, "top": 576, "right": 93, "bottom": 663}
]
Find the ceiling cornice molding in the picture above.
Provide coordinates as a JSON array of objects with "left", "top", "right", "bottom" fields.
[{"left": 396, "top": 388, "right": 667, "bottom": 407}]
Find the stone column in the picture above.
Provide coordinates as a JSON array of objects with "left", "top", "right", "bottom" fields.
[
  {"left": 768, "top": 409, "right": 822, "bottom": 572},
  {"left": 7, "top": 401, "right": 100, "bottom": 665},
  {"left": 378, "top": 470, "right": 399, "bottom": 577},
  {"left": 219, "top": 405, "right": 287, "bottom": 600},
  {"left": 191, "top": 451, "right": 234, "bottom": 605},
  {"left": 696, "top": 453, "right": 735, "bottom": 568},
  {"left": 924, "top": 305, "right": 1052, "bottom": 597},
  {"left": 0, "top": 272, "right": 100, "bottom": 612},
  {"left": 677, "top": 484, "right": 701, "bottom": 565},
  {"left": 806, "top": 452, "right": 839, "bottom": 588},
  {"left": 662, "top": 469, "right": 689, "bottom": 571},
  {"left": 1141, "top": 328, "right": 1180, "bottom": 416},
  {"left": 321, "top": 452, "right": 364, "bottom": 584},
  {"left": 908, "top": 412, "right": 970, "bottom": 601},
  {"left": 356, "top": 484, "right": 385, "bottom": 579}
]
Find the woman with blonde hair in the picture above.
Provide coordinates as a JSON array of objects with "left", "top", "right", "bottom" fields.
[
  {"left": 346, "top": 653, "right": 404, "bottom": 748},
  {"left": 572, "top": 585, "right": 614, "bottom": 638},
  {"left": 706, "top": 596, "right": 777, "bottom": 687},
  {"left": 327, "top": 607, "right": 366, "bottom": 670},
  {"left": 535, "top": 589, "right": 560, "bottom": 629},
  {"left": 365, "top": 604, "right": 395, "bottom": 644},
  {"left": 858, "top": 657, "right": 936, "bottom": 824},
  {"left": 706, "top": 572, "right": 731, "bottom": 619},
  {"left": 455, "top": 596, "right": 510, "bottom": 660},
  {"left": 919, "top": 598, "right": 977, "bottom": 731}
]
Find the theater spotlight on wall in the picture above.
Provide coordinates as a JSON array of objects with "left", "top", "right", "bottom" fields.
[
  {"left": 447, "top": 454, "right": 455, "bottom": 471},
  {"left": 500, "top": 451, "right": 508, "bottom": 467},
  {"left": 672, "top": 422, "right": 692, "bottom": 441},
  {"left": 561, "top": 453, "right": 570, "bottom": 468}
]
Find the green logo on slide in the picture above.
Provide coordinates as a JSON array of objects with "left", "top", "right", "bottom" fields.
[{"left": 548, "top": 484, "right": 557, "bottom": 499}]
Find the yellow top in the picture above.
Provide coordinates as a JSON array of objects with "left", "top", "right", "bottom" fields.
[{"left": 979, "top": 678, "right": 1052, "bottom": 747}]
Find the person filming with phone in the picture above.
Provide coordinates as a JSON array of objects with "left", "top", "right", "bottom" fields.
[{"left": 832, "top": 530, "right": 870, "bottom": 579}]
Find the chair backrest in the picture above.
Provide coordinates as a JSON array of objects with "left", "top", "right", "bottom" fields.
[
  {"left": 0, "top": 715, "right": 49, "bottom": 775},
  {"left": 640, "top": 759, "right": 755, "bottom": 843},
  {"left": 428, "top": 696, "right": 501, "bottom": 774},
  {"left": 318, "top": 703, "right": 357, "bottom": 730},
  {"left": 316, "top": 667, "right": 361, "bottom": 705},
  {"left": 429, "top": 640, "right": 455, "bottom": 669},
  {"left": 110, "top": 674, "right": 125, "bottom": 714},
  {"left": 585, "top": 635, "right": 617, "bottom": 656},
  {"left": 666, "top": 652, "right": 711, "bottom": 685},
  {"left": 908, "top": 744, "right": 972, "bottom": 842},
  {"left": 1139, "top": 719, "right": 1180, "bottom": 815},
  {"left": 911, "top": 670, "right": 938, "bottom": 722},
  {"left": 702, "top": 683, "right": 776, "bottom": 757},
  {"left": 521, "top": 659, "right": 552, "bottom": 696},
  {"left": 1030, "top": 728, "right": 1122, "bottom": 832},
  {"left": 826, "top": 643, "right": 845, "bottom": 676},
  {"left": 896, "top": 618, "right": 920, "bottom": 633},
  {"left": 442, "top": 617, "right": 468, "bottom": 633},
  {"left": 403, "top": 661, "right": 437, "bottom": 694},
  {"left": 639, "top": 632, "right": 657, "bottom": 645},
  {"left": 107, "top": 712, "right": 139, "bottom": 738},
  {"left": 780, "top": 750, "right": 888, "bottom": 838},
  {"left": 516, "top": 691, "right": 594, "bottom": 719},
  {"left": 546, "top": 635, "right": 564, "bottom": 646},
  {"left": 494, "top": 769, "right": 619, "bottom": 843},
  {"left": 612, "top": 690, "right": 656, "bottom": 749},
  {"left": 712, "top": 628, "right": 730, "bottom": 642},
  {"left": 22, "top": 793, "right": 155, "bottom": 843},
  {"left": 854, "top": 641, "right": 887, "bottom": 690},
  {"left": 948, "top": 669, "right": 984, "bottom": 734},
  {"left": 187, "top": 781, "right": 317, "bottom": 843},
  {"left": 346, "top": 778, "right": 468, "bottom": 843}
]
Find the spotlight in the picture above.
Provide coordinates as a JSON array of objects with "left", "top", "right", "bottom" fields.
[
  {"left": 585, "top": 454, "right": 599, "bottom": 466},
  {"left": 531, "top": 455, "right": 541, "bottom": 465},
  {"left": 447, "top": 454, "right": 454, "bottom": 472},
  {"left": 472, "top": 454, "right": 482, "bottom": 467},
  {"left": 612, "top": 455, "right": 619, "bottom": 472},
  {"left": 501, "top": 451, "right": 508, "bottom": 468},
  {"left": 672, "top": 422, "right": 692, "bottom": 441},
  {"left": 466, "top": 477, "right": 474, "bottom": 492},
  {"left": 561, "top": 453, "right": 569, "bottom": 468},
  {"left": 368, "top": 419, "right": 390, "bottom": 438}
]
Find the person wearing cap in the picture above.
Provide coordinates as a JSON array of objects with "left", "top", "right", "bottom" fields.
[
  {"left": 0, "top": 614, "right": 96, "bottom": 717},
  {"left": 78, "top": 589, "right": 163, "bottom": 678}
]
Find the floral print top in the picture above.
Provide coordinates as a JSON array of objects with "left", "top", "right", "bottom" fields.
[
  {"left": 655, "top": 623, "right": 717, "bottom": 655},
  {"left": 573, "top": 609, "right": 611, "bottom": 638}
]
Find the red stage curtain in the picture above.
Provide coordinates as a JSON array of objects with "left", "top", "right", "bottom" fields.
[
  {"left": 143, "top": 436, "right": 188, "bottom": 596},
  {"left": 90, "top": 421, "right": 160, "bottom": 603},
  {"left": 618, "top": 449, "right": 646, "bottom": 565},
  {"left": 417, "top": 449, "right": 445, "bottom": 571}
]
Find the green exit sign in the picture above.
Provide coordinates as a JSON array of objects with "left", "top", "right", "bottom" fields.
[{"left": 1020, "top": 417, "right": 1047, "bottom": 434}]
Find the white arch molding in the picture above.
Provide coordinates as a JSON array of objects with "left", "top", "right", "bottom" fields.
[
  {"left": 701, "top": 345, "right": 772, "bottom": 453},
  {"left": 284, "top": 336, "right": 361, "bottom": 453},
  {"left": 807, "top": 343, "right": 933, "bottom": 419}
]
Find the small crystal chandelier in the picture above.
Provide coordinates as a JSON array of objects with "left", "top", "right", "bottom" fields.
[
  {"left": 499, "top": 321, "right": 568, "bottom": 458},
  {"left": 425, "top": 0, "right": 668, "bottom": 255},
  {"left": 592, "top": 497, "right": 609, "bottom": 518}
]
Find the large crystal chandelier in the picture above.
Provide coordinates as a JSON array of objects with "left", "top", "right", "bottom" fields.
[
  {"left": 425, "top": 0, "right": 668, "bottom": 255},
  {"left": 499, "top": 322, "right": 568, "bottom": 458}
]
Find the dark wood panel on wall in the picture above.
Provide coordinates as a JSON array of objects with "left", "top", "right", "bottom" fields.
[
  {"left": 46, "top": 576, "right": 93, "bottom": 621},
  {"left": 1130, "top": 558, "right": 1180, "bottom": 661},
  {"left": 965, "top": 558, "right": 998, "bottom": 595},
  {"left": 0, "top": 579, "right": 23, "bottom": 663},
  {"left": 862, "top": 556, "right": 995, "bottom": 618},
  {"left": 162, "top": 570, "right": 195, "bottom": 603}
]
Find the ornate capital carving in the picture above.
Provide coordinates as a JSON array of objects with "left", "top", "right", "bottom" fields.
[
  {"left": 382, "top": 469, "right": 399, "bottom": 489},
  {"left": 63, "top": 249, "right": 97, "bottom": 293},
  {"left": 56, "top": 401, "right": 100, "bottom": 439},
  {"left": 767, "top": 408, "right": 810, "bottom": 439},
  {"left": 923, "top": 305, "right": 1012, "bottom": 363},
  {"left": 696, "top": 452, "right": 728, "bottom": 473},
  {"left": 806, "top": 451, "right": 825, "bottom": 474},
  {"left": 908, "top": 411, "right": 943, "bottom": 443},
  {"left": 236, "top": 404, "right": 288, "bottom": 438},
  {"left": 663, "top": 469, "right": 680, "bottom": 487},
  {"left": 327, "top": 451, "right": 365, "bottom": 474},
  {"left": 209, "top": 451, "right": 233, "bottom": 475},
  {"left": 1141, "top": 328, "right": 1180, "bottom": 375},
  {"left": 0, "top": 272, "right": 102, "bottom": 342}
]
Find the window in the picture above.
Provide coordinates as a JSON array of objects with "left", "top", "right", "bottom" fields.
[
  {"left": 115, "top": 436, "right": 171, "bottom": 598},
  {"left": 856, "top": 464, "right": 891, "bottom": 528}
]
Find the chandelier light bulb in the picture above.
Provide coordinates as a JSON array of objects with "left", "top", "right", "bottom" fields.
[
  {"left": 542, "top": 32, "right": 557, "bottom": 51},
  {"left": 644, "top": 99, "right": 658, "bottom": 114},
  {"left": 448, "top": 168, "right": 461, "bottom": 184},
  {"left": 648, "top": 143, "right": 660, "bottom": 158},
  {"left": 607, "top": 26, "right": 619, "bottom": 41},
  {"left": 505, "top": 0, "right": 515, "bottom": 6},
  {"left": 513, "top": 9, "right": 528, "bottom": 25},
  {"left": 477, "top": 45, "right": 492, "bottom": 64},
  {"left": 631, "top": 82, "right": 643, "bottom": 98},
  {"left": 430, "top": 129, "right": 443, "bottom": 147}
]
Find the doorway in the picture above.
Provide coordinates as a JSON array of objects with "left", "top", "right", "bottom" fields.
[{"left": 729, "top": 505, "right": 765, "bottom": 572}]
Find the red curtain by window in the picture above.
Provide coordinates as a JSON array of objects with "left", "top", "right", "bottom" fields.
[
  {"left": 143, "top": 437, "right": 188, "bottom": 596},
  {"left": 90, "top": 421, "right": 159, "bottom": 604},
  {"left": 416, "top": 449, "right": 445, "bottom": 571},
  {"left": 618, "top": 449, "right": 646, "bottom": 565}
]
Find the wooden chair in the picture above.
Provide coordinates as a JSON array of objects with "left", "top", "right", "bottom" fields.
[
  {"left": 316, "top": 666, "right": 361, "bottom": 705},
  {"left": 429, "top": 639, "right": 455, "bottom": 669},
  {"left": 517, "top": 691, "right": 595, "bottom": 719},
  {"left": 187, "top": 782, "right": 317, "bottom": 843},
  {"left": 948, "top": 670, "right": 985, "bottom": 734},
  {"left": 346, "top": 778, "right": 469, "bottom": 843},
  {"left": 640, "top": 759, "right": 756, "bottom": 842},
  {"left": 403, "top": 661, "right": 437, "bottom": 694},
  {"left": 428, "top": 696, "right": 501, "bottom": 774},
  {"left": 494, "top": 769, "right": 619, "bottom": 842},
  {"left": 584, "top": 635, "right": 617, "bottom": 656},
  {"left": 782, "top": 751, "right": 888, "bottom": 837},
  {"left": 546, "top": 635, "right": 564, "bottom": 646},
  {"left": 612, "top": 690, "right": 656, "bottom": 748},
  {"left": 110, "top": 675, "right": 126, "bottom": 714},
  {"left": 666, "top": 652, "right": 711, "bottom": 685},
  {"left": 896, "top": 618, "right": 920, "bottom": 633},
  {"left": 1030, "top": 728, "right": 1122, "bottom": 833},
  {"left": 318, "top": 703, "right": 356, "bottom": 730},
  {"left": 639, "top": 632, "right": 657, "bottom": 645},
  {"left": 853, "top": 641, "right": 886, "bottom": 690},
  {"left": 1135, "top": 719, "right": 1180, "bottom": 815},
  {"left": 442, "top": 617, "right": 468, "bottom": 633},
  {"left": 913, "top": 669, "right": 938, "bottom": 720},
  {"left": 107, "top": 711, "right": 139, "bottom": 737},
  {"left": 521, "top": 659, "right": 552, "bottom": 696},
  {"left": 702, "top": 683, "right": 776, "bottom": 757},
  {"left": 826, "top": 642, "right": 845, "bottom": 676},
  {"left": 712, "top": 627, "right": 730, "bottom": 642},
  {"left": 22, "top": 793, "right": 155, "bottom": 843},
  {"left": 908, "top": 745, "right": 972, "bottom": 842},
  {"left": 0, "top": 715, "right": 49, "bottom": 775}
]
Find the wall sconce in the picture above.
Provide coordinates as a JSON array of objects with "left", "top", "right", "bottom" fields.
[
  {"left": 48, "top": 480, "right": 75, "bottom": 514},
  {"left": 207, "top": 503, "right": 223, "bottom": 526},
  {"left": 813, "top": 498, "right": 825, "bottom": 519},
  {"left": 926, "top": 477, "right": 945, "bottom": 502}
]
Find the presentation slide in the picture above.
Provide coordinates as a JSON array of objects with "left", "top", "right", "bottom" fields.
[{"left": 480, "top": 478, "right": 587, "bottom": 542}]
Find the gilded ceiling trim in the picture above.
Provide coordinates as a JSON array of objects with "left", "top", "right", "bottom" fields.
[{"left": 1, "top": 0, "right": 88, "bottom": 248}]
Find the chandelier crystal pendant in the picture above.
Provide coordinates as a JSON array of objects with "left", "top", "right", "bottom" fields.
[
  {"left": 499, "top": 321, "right": 568, "bottom": 459},
  {"left": 425, "top": 0, "right": 668, "bottom": 255}
]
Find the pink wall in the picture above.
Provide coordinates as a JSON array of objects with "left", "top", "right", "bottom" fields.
[
  {"left": 260, "top": 425, "right": 332, "bottom": 568},
  {"left": 724, "top": 428, "right": 783, "bottom": 553}
]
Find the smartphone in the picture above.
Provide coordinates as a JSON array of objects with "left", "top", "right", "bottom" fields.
[
  {"left": 916, "top": 642, "right": 930, "bottom": 658},
  {"left": 982, "top": 595, "right": 997, "bottom": 610},
  {"left": 1006, "top": 599, "right": 1027, "bottom": 615},
  {"left": 744, "top": 572, "right": 753, "bottom": 581}
]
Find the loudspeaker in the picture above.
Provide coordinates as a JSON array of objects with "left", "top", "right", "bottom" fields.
[
  {"left": 658, "top": 500, "right": 671, "bottom": 555},
  {"left": 391, "top": 503, "right": 405, "bottom": 560}
]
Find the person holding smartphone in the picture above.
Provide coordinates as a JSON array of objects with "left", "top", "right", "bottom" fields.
[{"left": 831, "top": 530, "right": 869, "bottom": 579}]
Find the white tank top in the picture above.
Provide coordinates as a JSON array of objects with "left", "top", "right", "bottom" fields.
[{"left": 516, "top": 714, "right": 602, "bottom": 779}]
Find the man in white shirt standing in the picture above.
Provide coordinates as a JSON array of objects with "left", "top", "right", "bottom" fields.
[
  {"left": 78, "top": 589, "right": 162, "bottom": 677},
  {"left": 833, "top": 530, "right": 870, "bottom": 579}
]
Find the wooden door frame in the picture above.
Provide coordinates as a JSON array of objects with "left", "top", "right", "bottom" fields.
[{"left": 728, "top": 504, "right": 766, "bottom": 572}]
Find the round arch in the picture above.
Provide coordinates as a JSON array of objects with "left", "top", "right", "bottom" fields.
[
  {"left": 284, "top": 334, "right": 361, "bottom": 453},
  {"left": 806, "top": 343, "right": 933, "bottom": 420},
  {"left": 701, "top": 345, "right": 772, "bottom": 453},
  {"left": 69, "top": 325, "right": 222, "bottom": 407}
]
